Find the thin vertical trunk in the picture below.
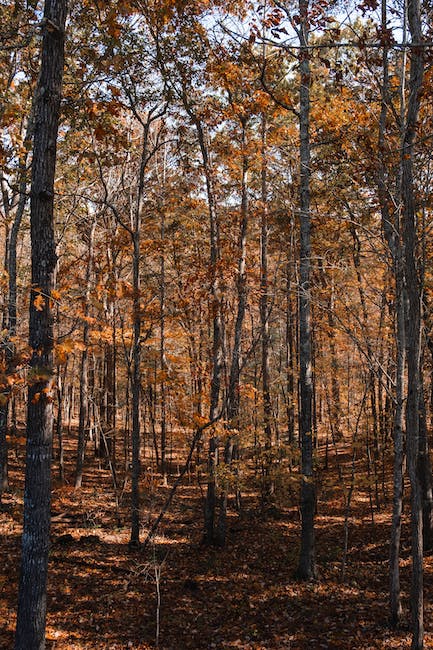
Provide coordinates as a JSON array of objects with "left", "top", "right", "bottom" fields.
[
  {"left": 402, "top": 0, "right": 424, "bottom": 646},
  {"left": 296, "top": 0, "right": 315, "bottom": 581},
  {"left": 15, "top": 2, "right": 67, "bottom": 648},
  {"left": 130, "top": 229, "right": 141, "bottom": 545},
  {"left": 190, "top": 115, "right": 224, "bottom": 546},
  {"left": 285, "top": 250, "right": 295, "bottom": 446},
  {"left": 55, "top": 359, "right": 68, "bottom": 482},
  {"left": 319, "top": 265, "right": 342, "bottom": 443},
  {"left": 160, "top": 206, "right": 167, "bottom": 486},
  {"left": 377, "top": 0, "right": 407, "bottom": 626},
  {"left": 418, "top": 378, "right": 433, "bottom": 552},
  {"left": 0, "top": 109, "right": 34, "bottom": 498},
  {"left": 389, "top": 270, "right": 406, "bottom": 626},
  {"left": 227, "top": 119, "right": 249, "bottom": 425},
  {"left": 130, "top": 120, "right": 151, "bottom": 546},
  {"left": 75, "top": 219, "right": 96, "bottom": 488},
  {"left": 260, "top": 113, "right": 272, "bottom": 456},
  {"left": 216, "top": 118, "right": 249, "bottom": 546}
]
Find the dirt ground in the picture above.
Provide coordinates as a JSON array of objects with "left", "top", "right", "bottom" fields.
[{"left": 1, "top": 432, "right": 432, "bottom": 649}]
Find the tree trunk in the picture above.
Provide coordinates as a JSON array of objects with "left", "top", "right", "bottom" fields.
[
  {"left": 216, "top": 118, "right": 249, "bottom": 546},
  {"left": 260, "top": 113, "right": 273, "bottom": 477},
  {"left": 389, "top": 269, "right": 406, "bottom": 627},
  {"left": 190, "top": 114, "right": 224, "bottom": 546},
  {"left": 402, "top": 0, "right": 424, "bottom": 645},
  {"left": 15, "top": 1, "right": 67, "bottom": 648},
  {"left": 75, "top": 218, "right": 96, "bottom": 488},
  {"left": 160, "top": 205, "right": 167, "bottom": 486},
  {"left": 130, "top": 230, "right": 141, "bottom": 546},
  {"left": 296, "top": 0, "right": 315, "bottom": 581},
  {"left": 418, "top": 380, "right": 433, "bottom": 552},
  {"left": 0, "top": 107, "right": 34, "bottom": 499}
]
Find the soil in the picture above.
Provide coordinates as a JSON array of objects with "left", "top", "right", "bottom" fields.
[{"left": 0, "top": 432, "right": 431, "bottom": 649}]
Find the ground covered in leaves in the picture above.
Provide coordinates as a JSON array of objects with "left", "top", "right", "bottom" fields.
[{"left": 1, "top": 434, "right": 433, "bottom": 649}]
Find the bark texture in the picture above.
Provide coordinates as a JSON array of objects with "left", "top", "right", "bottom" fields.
[
  {"left": 296, "top": 0, "right": 316, "bottom": 581},
  {"left": 15, "top": 1, "right": 67, "bottom": 648},
  {"left": 402, "top": 0, "right": 424, "bottom": 646}
]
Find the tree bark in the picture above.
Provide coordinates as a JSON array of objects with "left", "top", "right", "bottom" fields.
[
  {"left": 402, "top": 0, "right": 424, "bottom": 645},
  {"left": 15, "top": 1, "right": 67, "bottom": 648},
  {"left": 296, "top": 0, "right": 315, "bottom": 581}
]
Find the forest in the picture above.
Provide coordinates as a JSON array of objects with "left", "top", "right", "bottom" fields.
[{"left": 1, "top": 0, "right": 433, "bottom": 648}]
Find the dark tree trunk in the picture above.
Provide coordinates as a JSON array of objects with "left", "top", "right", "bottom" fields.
[
  {"left": 376, "top": 0, "right": 407, "bottom": 626},
  {"left": 14, "top": 1, "right": 67, "bottom": 648},
  {"left": 418, "top": 382, "right": 433, "bottom": 552},
  {"left": 296, "top": 0, "right": 316, "bottom": 581},
  {"left": 402, "top": 0, "right": 424, "bottom": 645}
]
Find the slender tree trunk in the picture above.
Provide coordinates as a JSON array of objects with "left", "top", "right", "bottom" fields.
[
  {"left": 190, "top": 115, "right": 224, "bottom": 545},
  {"left": 130, "top": 229, "right": 141, "bottom": 545},
  {"left": 55, "top": 360, "right": 67, "bottom": 483},
  {"left": 15, "top": 2, "right": 67, "bottom": 647},
  {"left": 215, "top": 118, "right": 249, "bottom": 546},
  {"left": 260, "top": 113, "right": 273, "bottom": 470},
  {"left": 75, "top": 219, "right": 96, "bottom": 488},
  {"left": 418, "top": 378, "right": 433, "bottom": 552},
  {"left": 376, "top": 0, "right": 407, "bottom": 625},
  {"left": 285, "top": 250, "right": 295, "bottom": 446},
  {"left": 296, "top": 0, "right": 315, "bottom": 581},
  {"left": 160, "top": 207, "right": 167, "bottom": 486},
  {"left": 130, "top": 121, "right": 152, "bottom": 546},
  {"left": 227, "top": 119, "right": 249, "bottom": 426},
  {"left": 402, "top": 1, "right": 424, "bottom": 645},
  {"left": 0, "top": 109, "right": 34, "bottom": 499},
  {"left": 389, "top": 270, "right": 406, "bottom": 627}
]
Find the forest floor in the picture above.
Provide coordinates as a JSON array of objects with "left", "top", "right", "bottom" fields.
[{"left": 1, "top": 431, "right": 433, "bottom": 649}]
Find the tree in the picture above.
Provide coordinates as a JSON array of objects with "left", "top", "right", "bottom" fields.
[
  {"left": 402, "top": 0, "right": 424, "bottom": 646},
  {"left": 14, "top": 0, "right": 67, "bottom": 648},
  {"left": 296, "top": 0, "right": 315, "bottom": 581}
]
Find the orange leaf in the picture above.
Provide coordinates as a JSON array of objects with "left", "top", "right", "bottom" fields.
[{"left": 34, "top": 293, "right": 45, "bottom": 311}]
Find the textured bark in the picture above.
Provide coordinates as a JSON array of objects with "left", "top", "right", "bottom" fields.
[
  {"left": 15, "top": 1, "right": 67, "bottom": 648},
  {"left": 296, "top": 0, "right": 315, "bottom": 581},
  {"left": 402, "top": 0, "right": 424, "bottom": 645},
  {"left": 376, "top": 0, "right": 406, "bottom": 626}
]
